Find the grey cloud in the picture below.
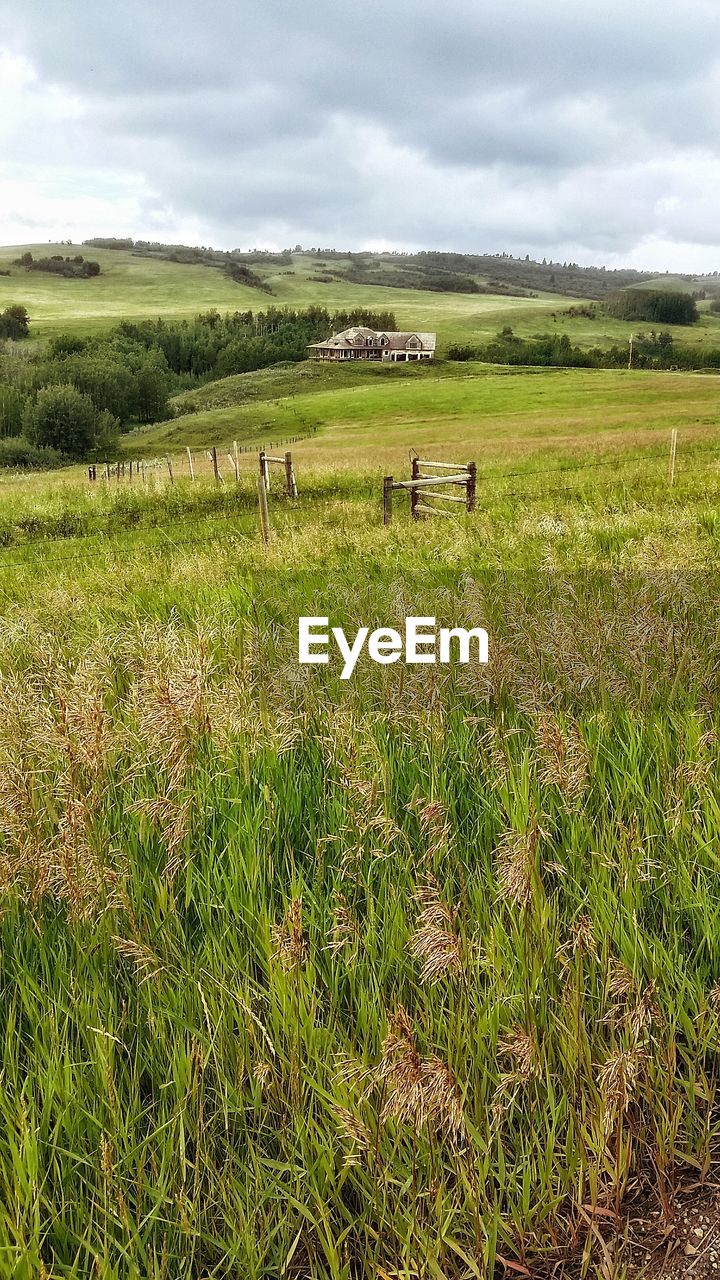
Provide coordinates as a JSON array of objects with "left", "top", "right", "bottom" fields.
[{"left": 2, "top": 0, "right": 720, "bottom": 264}]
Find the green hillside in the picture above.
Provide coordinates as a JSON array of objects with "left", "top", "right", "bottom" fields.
[{"left": 4, "top": 244, "right": 720, "bottom": 359}]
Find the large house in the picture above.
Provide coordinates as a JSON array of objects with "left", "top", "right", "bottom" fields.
[{"left": 308, "top": 326, "right": 436, "bottom": 362}]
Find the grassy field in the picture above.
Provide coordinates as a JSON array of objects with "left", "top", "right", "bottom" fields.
[
  {"left": 4, "top": 243, "right": 720, "bottom": 354},
  {"left": 125, "top": 363, "right": 720, "bottom": 478},
  {"left": 0, "top": 252, "right": 719, "bottom": 1276}
]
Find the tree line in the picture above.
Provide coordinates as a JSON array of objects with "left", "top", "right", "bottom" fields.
[
  {"left": 0, "top": 306, "right": 395, "bottom": 466},
  {"left": 448, "top": 326, "right": 718, "bottom": 370},
  {"left": 15, "top": 252, "right": 101, "bottom": 279},
  {"left": 605, "top": 288, "right": 698, "bottom": 324}
]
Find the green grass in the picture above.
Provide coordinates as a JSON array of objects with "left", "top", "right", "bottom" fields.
[
  {"left": 1, "top": 254, "right": 720, "bottom": 1276},
  {"left": 7, "top": 243, "right": 720, "bottom": 354},
  {"left": 0, "top": 448, "right": 717, "bottom": 1275},
  {"left": 124, "top": 364, "right": 720, "bottom": 475}
]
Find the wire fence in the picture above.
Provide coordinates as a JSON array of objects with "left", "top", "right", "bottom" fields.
[{"left": 0, "top": 427, "right": 716, "bottom": 574}]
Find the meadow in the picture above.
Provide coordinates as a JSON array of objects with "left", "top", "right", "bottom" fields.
[
  {"left": 0, "top": 249, "right": 719, "bottom": 1278},
  {"left": 4, "top": 243, "right": 720, "bottom": 353}
]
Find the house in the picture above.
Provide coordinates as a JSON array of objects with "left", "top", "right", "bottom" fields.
[{"left": 308, "top": 326, "right": 436, "bottom": 362}]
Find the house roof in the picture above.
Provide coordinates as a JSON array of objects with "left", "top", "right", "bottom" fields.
[{"left": 309, "top": 327, "right": 437, "bottom": 351}]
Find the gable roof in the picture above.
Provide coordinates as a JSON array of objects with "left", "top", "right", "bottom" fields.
[{"left": 309, "top": 327, "right": 436, "bottom": 351}]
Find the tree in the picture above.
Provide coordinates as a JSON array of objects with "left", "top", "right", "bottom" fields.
[
  {"left": 0, "top": 385, "right": 26, "bottom": 437},
  {"left": 135, "top": 351, "right": 171, "bottom": 423},
  {"left": 606, "top": 289, "right": 698, "bottom": 325},
  {"left": 26, "top": 384, "right": 96, "bottom": 458},
  {"left": 0, "top": 305, "right": 30, "bottom": 339}
]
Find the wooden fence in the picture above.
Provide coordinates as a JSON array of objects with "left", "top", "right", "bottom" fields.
[
  {"left": 89, "top": 444, "right": 299, "bottom": 491},
  {"left": 383, "top": 457, "right": 476, "bottom": 525},
  {"left": 259, "top": 449, "right": 298, "bottom": 498}
]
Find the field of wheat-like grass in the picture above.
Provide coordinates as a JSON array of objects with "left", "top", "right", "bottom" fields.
[{"left": 0, "top": 429, "right": 714, "bottom": 1278}]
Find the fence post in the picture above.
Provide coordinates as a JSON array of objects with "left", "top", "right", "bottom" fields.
[
  {"left": 212, "top": 446, "right": 220, "bottom": 484},
  {"left": 186, "top": 447, "right": 195, "bottom": 481},
  {"left": 466, "top": 461, "right": 477, "bottom": 512},
  {"left": 166, "top": 456, "right": 174, "bottom": 484},
  {"left": 383, "top": 476, "right": 393, "bottom": 526},
  {"left": 284, "top": 450, "right": 297, "bottom": 498},
  {"left": 257, "top": 475, "right": 271, "bottom": 545},
  {"left": 233, "top": 440, "right": 239, "bottom": 482},
  {"left": 669, "top": 428, "right": 678, "bottom": 487},
  {"left": 259, "top": 449, "right": 270, "bottom": 492},
  {"left": 410, "top": 456, "right": 420, "bottom": 520}
]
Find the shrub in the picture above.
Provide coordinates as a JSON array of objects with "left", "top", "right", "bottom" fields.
[
  {"left": 26, "top": 384, "right": 97, "bottom": 458},
  {"left": 0, "top": 437, "right": 66, "bottom": 469}
]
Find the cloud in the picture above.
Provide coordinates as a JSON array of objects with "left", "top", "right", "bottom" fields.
[{"left": 1, "top": 0, "right": 720, "bottom": 267}]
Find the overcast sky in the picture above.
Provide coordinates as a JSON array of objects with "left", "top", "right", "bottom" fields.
[{"left": 1, "top": 0, "right": 719, "bottom": 270}]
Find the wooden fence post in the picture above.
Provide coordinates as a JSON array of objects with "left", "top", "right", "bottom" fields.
[
  {"left": 233, "top": 440, "right": 239, "bottom": 482},
  {"left": 212, "top": 446, "right": 220, "bottom": 484},
  {"left": 669, "top": 428, "right": 678, "bottom": 487},
  {"left": 259, "top": 449, "right": 270, "bottom": 492},
  {"left": 466, "top": 461, "right": 477, "bottom": 512},
  {"left": 410, "top": 456, "right": 420, "bottom": 520},
  {"left": 383, "top": 476, "right": 393, "bottom": 526},
  {"left": 186, "top": 447, "right": 195, "bottom": 481},
  {"left": 166, "top": 456, "right": 174, "bottom": 484},
  {"left": 257, "top": 475, "right": 270, "bottom": 545},
  {"left": 284, "top": 450, "right": 298, "bottom": 498},
  {"left": 228, "top": 451, "right": 239, "bottom": 482}
]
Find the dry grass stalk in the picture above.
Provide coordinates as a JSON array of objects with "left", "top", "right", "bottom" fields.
[
  {"left": 253, "top": 1059, "right": 275, "bottom": 1093},
  {"left": 376, "top": 1005, "right": 426, "bottom": 1128},
  {"left": 112, "top": 936, "right": 164, "bottom": 984},
  {"left": 492, "top": 1026, "right": 540, "bottom": 1123},
  {"left": 328, "top": 892, "right": 361, "bottom": 962},
  {"left": 628, "top": 981, "right": 662, "bottom": 1040},
  {"left": 421, "top": 1055, "right": 466, "bottom": 1141},
  {"left": 410, "top": 874, "right": 464, "bottom": 985},
  {"left": 497, "top": 1027, "right": 539, "bottom": 1082},
  {"left": 535, "top": 713, "right": 588, "bottom": 805},
  {"left": 416, "top": 800, "right": 451, "bottom": 859},
  {"left": 556, "top": 913, "right": 598, "bottom": 973},
  {"left": 271, "top": 897, "right": 308, "bottom": 972},
  {"left": 495, "top": 822, "right": 539, "bottom": 910},
  {"left": 136, "top": 792, "right": 194, "bottom": 880},
  {"left": 343, "top": 1005, "right": 466, "bottom": 1145},
  {"left": 597, "top": 1046, "right": 645, "bottom": 1121},
  {"left": 333, "top": 1105, "right": 373, "bottom": 1166},
  {"left": 608, "top": 958, "right": 638, "bottom": 1001}
]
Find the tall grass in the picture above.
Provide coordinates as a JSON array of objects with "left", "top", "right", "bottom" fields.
[{"left": 0, "top": 424, "right": 716, "bottom": 1277}]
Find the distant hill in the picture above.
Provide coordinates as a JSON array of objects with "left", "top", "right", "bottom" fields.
[{"left": 83, "top": 237, "right": 658, "bottom": 300}]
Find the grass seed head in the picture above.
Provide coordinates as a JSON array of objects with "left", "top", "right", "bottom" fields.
[
  {"left": 271, "top": 897, "right": 308, "bottom": 972},
  {"left": 495, "top": 823, "right": 539, "bottom": 910},
  {"left": 410, "top": 874, "right": 464, "bottom": 985}
]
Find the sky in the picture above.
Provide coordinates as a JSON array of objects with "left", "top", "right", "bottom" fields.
[{"left": 1, "top": 0, "right": 719, "bottom": 271}]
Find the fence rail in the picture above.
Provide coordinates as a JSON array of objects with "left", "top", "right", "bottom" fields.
[{"left": 383, "top": 458, "right": 476, "bottom": 525}]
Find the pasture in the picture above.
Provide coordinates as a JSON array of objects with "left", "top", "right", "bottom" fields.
[
  {"left": 0, "top": 250, "right": 719, "bottom": 1277},
  {"left": 4, "top": 243, "right": 720, "bottom": 352}
]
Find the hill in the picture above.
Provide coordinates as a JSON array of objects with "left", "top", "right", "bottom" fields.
[{"left": 4, "top": 243, "right": 720, "bottom": 359}]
